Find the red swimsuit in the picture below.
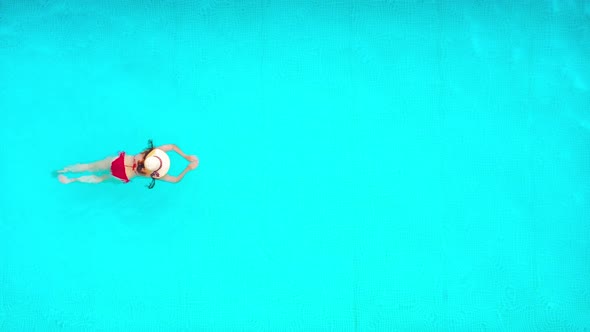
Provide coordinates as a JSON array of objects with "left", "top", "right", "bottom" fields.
[{"left": 110, "top": 152, "right": 136, "bottom": 183}]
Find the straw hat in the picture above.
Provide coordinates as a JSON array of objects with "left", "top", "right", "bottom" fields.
[{"left": 144, "top": 149, "right": 170, "bottom": 178}]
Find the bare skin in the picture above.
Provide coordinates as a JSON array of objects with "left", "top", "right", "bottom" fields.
[{"left": 57, "top": 144, "right": 199, "bottom": 184}]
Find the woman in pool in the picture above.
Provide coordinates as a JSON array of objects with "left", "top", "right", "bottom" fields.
[{"left": 57, "top": 140, "right": 199, "bottom": 189}]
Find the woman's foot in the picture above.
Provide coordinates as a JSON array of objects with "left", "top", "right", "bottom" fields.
[{"left": 58, "top": 175, "right": 76, "bottom": 184}]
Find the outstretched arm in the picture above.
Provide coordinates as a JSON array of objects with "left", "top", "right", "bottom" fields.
[
  {"left": 158, "top": 144, "right": 197, "bottom": 162},
  {"left": 160, "top": 161, "right": 198, "bottom": 183}
]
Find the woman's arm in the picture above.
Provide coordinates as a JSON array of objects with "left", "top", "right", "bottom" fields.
[
  {"left": 159, "top": 161, "right": 198, "bottom": 183},
  {"left": 158, "top": 144, "right": 197, "bottom": 161}
]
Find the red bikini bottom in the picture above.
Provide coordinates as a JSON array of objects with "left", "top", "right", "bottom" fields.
[{"left": 110, "top": 152, "right": 130, "bottom": 183}]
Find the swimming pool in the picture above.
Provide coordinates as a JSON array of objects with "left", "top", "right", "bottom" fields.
[{"left": 0, "top": 0, "right": 589, "bottom": 330}]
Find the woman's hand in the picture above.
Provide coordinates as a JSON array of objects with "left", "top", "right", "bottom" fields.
[
  {"left": 188, "top": 155, "right": 199, "bottom": 162},
  {"left": 188, "top": 160, "right": 199, "bottom": 170}
]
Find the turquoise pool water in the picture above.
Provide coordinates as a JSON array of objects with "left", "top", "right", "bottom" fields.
[{"left": 1, "top": 1, "right": 589, "bottom": 330}]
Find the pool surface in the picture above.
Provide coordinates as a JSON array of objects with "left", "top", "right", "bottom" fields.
[{"left": 1, "top": 1, "right": 589, "bottom": 331}]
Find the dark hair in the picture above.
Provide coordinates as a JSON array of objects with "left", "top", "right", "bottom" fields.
[{"left": 136, "top": 139, "right": 157, "bottom": 189}]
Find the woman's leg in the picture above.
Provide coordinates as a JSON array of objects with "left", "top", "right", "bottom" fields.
[
  {"left": 58, "top": 174, "right": 111, "bottom": 184},
  {"left": 58, "top": 156, "right": 115, "bottom": 173}
]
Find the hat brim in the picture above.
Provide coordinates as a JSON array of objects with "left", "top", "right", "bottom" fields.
[{"left": 146, "top": 149, "right": 171, "bottom": 178}]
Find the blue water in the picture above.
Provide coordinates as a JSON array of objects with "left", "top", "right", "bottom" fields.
[{"left": 1, "top": 1, "right": 589, "bottom": 330}]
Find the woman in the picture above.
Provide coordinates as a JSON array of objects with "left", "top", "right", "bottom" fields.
[{"left": 57, "top": 140, "right": 199, "bottom": 188}]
